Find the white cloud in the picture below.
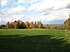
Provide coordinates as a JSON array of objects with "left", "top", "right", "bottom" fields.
[
  {"left": 30, "top": 9, "right": 70, "bottom": 23},
  {"left": 18, "top": 0, "right": 25, "bottom": 3},
  {"left": 53, "top": 0, "right": 68, "bottom": 10},
  {"left": 0, "top": 18, "right": 2, "bottom": 22},
  {"left": 27, "top": 0, "right": 70, "bottom": 23},
  {"left": 11, "top": 14, "right": 25, "bottom": 21},
  {"left": 0, "top": 0, "right": 70, "bottom": 24},
  {"left": 1, "top": 14, "right": 25, "bottom": 23},
  {"left": 1, "top": 0, "right": 8, "bottom": 7},
  {"left": 18, "top": 0, "right": 32, "bottom": 3},
  {"left": 28, "top": 0, "right": 70, "bottom": 12},
  {"left": 8, "top": 5, "right": 26, "bottom": 14},
  {"left": 28, "top": 0, "right": 54, "bottom": 11}
]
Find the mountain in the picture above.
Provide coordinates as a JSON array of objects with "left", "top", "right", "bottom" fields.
[{"left": 47, "top": 20, "right": 65, "bottom": 24}]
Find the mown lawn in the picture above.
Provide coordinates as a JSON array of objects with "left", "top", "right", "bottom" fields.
[{"left": 0, "top": 29, "right": 70, "bottom": 52}]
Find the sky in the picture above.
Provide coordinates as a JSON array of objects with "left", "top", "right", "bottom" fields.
[{"left": 0, "top": 0, "right": 70, "bottom": 24}]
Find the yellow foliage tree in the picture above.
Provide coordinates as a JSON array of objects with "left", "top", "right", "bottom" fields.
[
  {"left": 64, "top": 14, "right": 70, "bottom": 30},
  {"left": 6, "top": 22, "right": 10, "bottom": 29},
  {"left": 29, "top": 21, "right": 34, "bottom": 28},
  {"left": 25, "top": 21, "right": 30, "bottom": 28},
  {"left": 37, "top": 21, "right": 43, "bottom": 28}
]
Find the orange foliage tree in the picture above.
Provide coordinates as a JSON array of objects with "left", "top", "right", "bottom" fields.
[
  {"left": 37, "top": 21, "right": 43, "bottom": 28},
  {"left": 29, "top": 21, "right": 34, "bottom": 28},
  {"left": 25, "top": 21, "right": 30, "bottom": 28}
]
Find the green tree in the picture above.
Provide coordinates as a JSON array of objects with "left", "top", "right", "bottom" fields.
[
  {"left": 34, "top": 21, "right": 37, "bottom": 28},
  {"left": 19, "top": 22, "right": 26, "bottom": 29}
]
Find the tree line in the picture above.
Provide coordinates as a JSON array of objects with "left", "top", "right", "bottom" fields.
[
  {"left": 0, "top": 20, "right": 64, "bottom": 30},
  {"left": 5, "top": 21, "right": 43, "bottom": 29},
  {"left": 0, "top": 14, "right": 70, "bottom": 30}
]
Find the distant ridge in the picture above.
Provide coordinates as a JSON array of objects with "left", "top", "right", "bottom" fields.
[{"left": 47, "top": 20, "right": 64, "bottom": 24}]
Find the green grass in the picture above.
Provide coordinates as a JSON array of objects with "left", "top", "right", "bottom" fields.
[{"left": 0, "top": 29, "right": 70, "bottom": 52}]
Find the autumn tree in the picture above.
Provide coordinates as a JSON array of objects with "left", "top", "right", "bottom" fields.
[
  {"left": 13, "top": 21, "right": 19, "bottom": 29},
  {"left": 13, "top": 20, "right": 26, "bottom": 29},
  {"left": 25, "top": 21, "right": 30, "bottom": 28},
  {"left": 64, "top": 14, "right": 70, "bottom": 30},
  {"left": 6, "top": 20, "right": 26, "bottom": 29},
  {"left": 6, "top": 20, "right": 44, "bottom": 29},
  {"left": 29, "top": 21, "right": 34, "bottom": 28},
  {"left": 37, "top": 21, "right": 43, "bottom": 28},
  {"left": 6, "top": 22, "right": 10, "bottom": 29}
]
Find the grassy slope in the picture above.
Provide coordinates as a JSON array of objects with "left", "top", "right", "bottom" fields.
[
  {"left": 0, "top": 29, "right": 70, "bottom": 39},
  {"left": 0, "top": 29, "right": 70, "bottom": 52}
]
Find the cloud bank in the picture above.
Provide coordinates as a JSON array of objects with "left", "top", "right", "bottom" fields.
[{"left": 0, "top": 0, "right": 70, "bottom": 24}]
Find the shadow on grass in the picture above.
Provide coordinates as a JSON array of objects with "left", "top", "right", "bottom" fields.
[{"left": 0, "top": 35, "right": 70, "bottom": 52}]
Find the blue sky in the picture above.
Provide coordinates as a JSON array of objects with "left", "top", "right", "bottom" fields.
[{"left": 0, "top": 0, "right": 70, "bottom": 24}]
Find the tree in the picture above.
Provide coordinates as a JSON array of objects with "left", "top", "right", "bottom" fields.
[
  {"left": 19, "top": 22, "right": 26, "bottom": 29},
  {"left": 25, "top": 21, "right": 30, "bottom": 28},
  {"left": 34, "top": 21, "right": 37, "bottom": 28},
  {"left": 0, "top": 25, "right": 2, "bottom": 29},
  {"left": 13, "top": 21, "right": 20, "bottom": 29},
  {"left": 6, "top": 22, "right": 10, "bottom": 29},
  {"left": 29, "top": 21, "right": 34, "bottom": 28},
  {"left": 13, "top": 20, "right": 26, "bottom": 29},
  {"left": 64, "top": 14, "right": 70, "bottom": 30},
  {"left": 0, "top": 24, "right": 5, "bottom": 29},
  {"left": 37, "top": 21, "right": 43, "bottom": 28}
]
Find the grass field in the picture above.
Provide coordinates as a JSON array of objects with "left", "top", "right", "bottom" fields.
[{"left": 0, "top": 29, "right": 70, "bottom": 52}]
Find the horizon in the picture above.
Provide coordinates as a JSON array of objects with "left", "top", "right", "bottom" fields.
[
  {"left": 0, "top": 20, "right": 64, "bottom": 25},
  {"left": 0, "top": 0, "right": 70, "bottom": 24}
]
